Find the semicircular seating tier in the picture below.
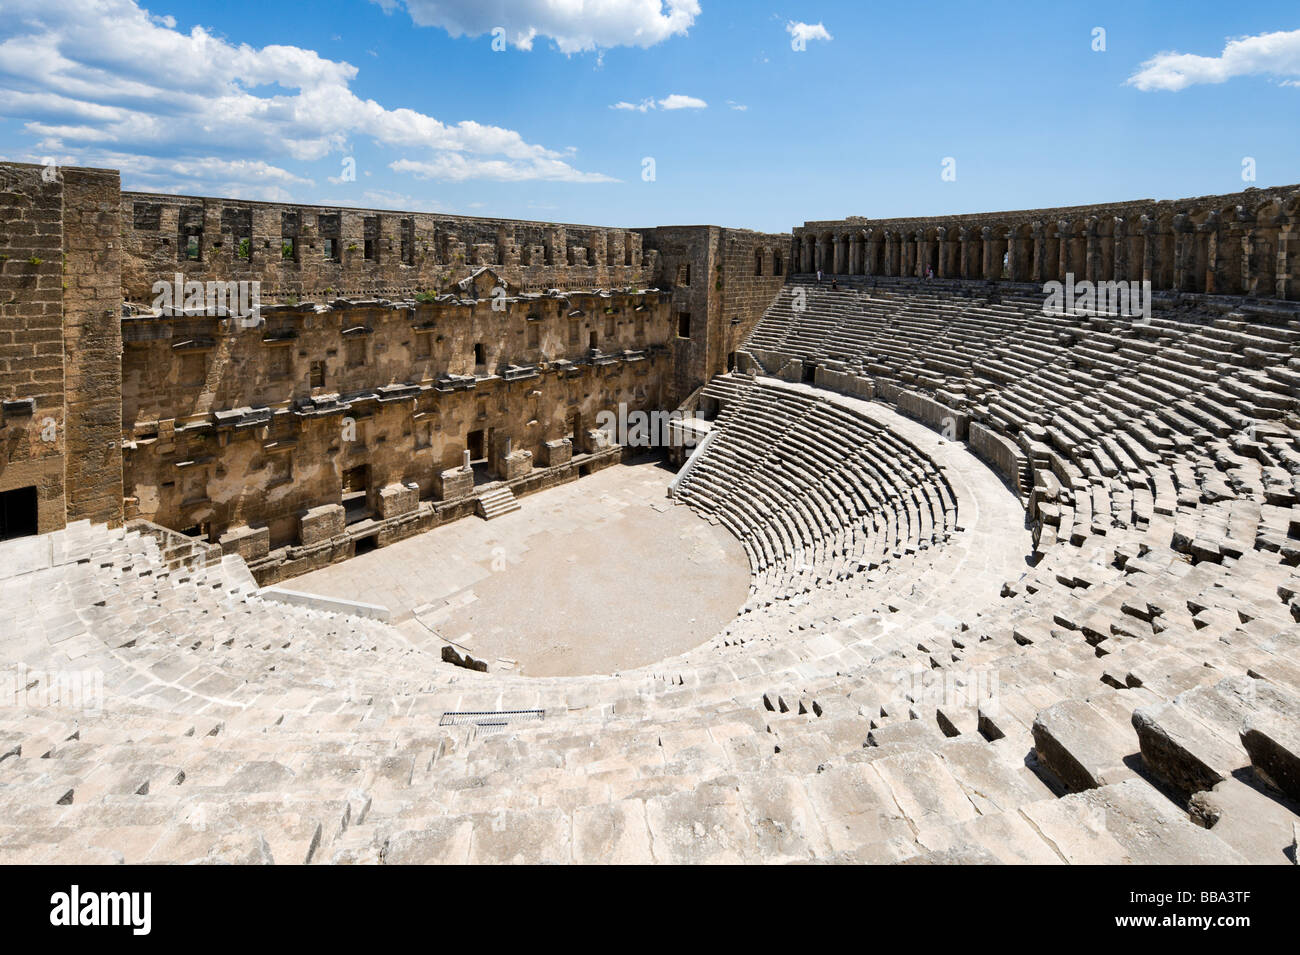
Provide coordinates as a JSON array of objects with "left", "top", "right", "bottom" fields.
[{"left": 1, "top": 278, "right": 1298, "bottom": 864}]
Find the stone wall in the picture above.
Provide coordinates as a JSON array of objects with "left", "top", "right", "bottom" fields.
[
  {"left": 969, "top": 421, "right": 1026, "bottom": 491},
  {"left": 794, "top": 183, "right": 1300, "bottom": 299},
  {"left": 121, "top": 192, "right": 650, "bottom": 305},
  {"left": 62, "top": 168, "right": 124, "bottom": 527},
  {"left": 0, "top": 163, "right": 123, "bottom": 535},
  {"left": 120, "top": 273, "right": 674, "bottom": 557},
  {"left": 0, "top": 163, "right": 67, "bottom": 533},
  {"left": 717, "top": 228, "right": 791, "bottom": 375},
  {"left": 636, "top": 225, "right": 789, "bottom": 404}
]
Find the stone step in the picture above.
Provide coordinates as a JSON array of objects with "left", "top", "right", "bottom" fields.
[{"left": 474, "top": 486, "right": 521, "bottom": 520}]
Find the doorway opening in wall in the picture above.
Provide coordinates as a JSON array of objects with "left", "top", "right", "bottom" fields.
[
  {"left": 473, "top": 343, "right": 486, "bottom": 374},
  {"left": 0, "top": 486, "right": 38, "bottom": 541},
  {"left": 802, "top": 362, "right": 817, "bottom": 384},
  {"left": 354, "top": 533, "right": 379, "bottom": 556},
  {"left": 589, "top": 331, "right": 598, "bottom": 351},
  {"left": 467, "top": 428, "right": 494, "bottom": 485},
  {"left": 726, "top": 351, "right": 736, "bottom": 372},
  {"left": 179, "top": 522, "right": 210, "bottom": 541},
  {"left": 578, "top": 463, "right": 592, "bottom": 477},
  {"left": 342, "top": 465, "right": 370, "bottom": 524},
  {"left": 467, "top": 429, "right": 487, "bottom": 463}
]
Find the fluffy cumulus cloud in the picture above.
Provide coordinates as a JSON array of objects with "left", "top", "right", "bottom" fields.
[
  {"left": 785, "top": 21, "right": 832, "bottom": 46},
  {"left": 1127, "top": 28, "right": 1300, "bottom": 92},
  {"left": 379, "top": 0, "right": 700, "bottom": 53},
  {"left": 609, "top": 94, "right": 706, "bottom": 111},
  {"left": 0, "top": 0, "right": 614, "bottom": 196}
]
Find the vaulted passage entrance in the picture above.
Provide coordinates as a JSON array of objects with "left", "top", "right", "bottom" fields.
[{"left": 0, "top": 486, "right": 38, "bottom": 541}]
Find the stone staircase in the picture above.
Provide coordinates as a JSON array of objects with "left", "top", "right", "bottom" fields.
[{"left": 475, "top": 485, "right": 520, "bottom": 520}]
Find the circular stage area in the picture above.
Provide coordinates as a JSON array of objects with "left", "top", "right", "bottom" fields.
[{"left": 287, "top": 454, "right": 752, "bottom": 677}]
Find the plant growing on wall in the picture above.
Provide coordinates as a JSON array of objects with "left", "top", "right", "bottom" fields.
[{"left": 237, "top": 238, "right": 251, "bottom": 259}]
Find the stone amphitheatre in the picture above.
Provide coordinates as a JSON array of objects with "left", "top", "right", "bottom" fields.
[{"left": 1, "top": 158, "right": 1299, "bottom": 864}]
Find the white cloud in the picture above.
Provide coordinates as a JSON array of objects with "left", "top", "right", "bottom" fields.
[
  {"left": 0, "top": 0, "right": 613, "bottom": 191},
  {"left": 658, "top": 94, "right": 707, "bottom": 110},
  {"left": 611, "top": 98, "right": 657, "bottom": 113},
  {"left": 608, "top": 94, "right": 707, "bottom": 112},
  {"left": 786, "top": 21, "right": 832, "bottom": 46},
  {"left": 727, "top": 100, "right": 747, "bottom": 111},
  {"left": 1127, "top": 28, "right": 1300, "bottom": 91},
  {"left": 381, "top": 0, "right": 699, "bottom": 54},
  {"left": 391, "top": 156, "right": 617, "bottom": 183}
]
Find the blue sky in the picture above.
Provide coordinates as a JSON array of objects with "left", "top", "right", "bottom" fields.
[{"left": 0, "top": 0, "right": 1297, "bottom": 231}]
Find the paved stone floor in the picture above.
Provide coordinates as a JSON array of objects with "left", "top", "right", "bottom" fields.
[{"left": 288, "top": 454, "right": 752, "bottom": 677}]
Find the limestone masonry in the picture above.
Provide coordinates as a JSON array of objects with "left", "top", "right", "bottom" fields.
[{"left": 1, "top": 159, "right": 1299, "bottom": 865}]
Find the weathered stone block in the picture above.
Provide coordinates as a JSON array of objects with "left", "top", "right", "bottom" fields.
[
  {"left": 540, "top": 437, "right": 572, "bottom": 467},
  {"left": 218, "top": 524, "right": 270, "bottom": 561},
  {"left": 434, "top": 465, "right": 474, "bottom": 501},
  {"left": 501, "top": 449, "right": 532, "bottom": 481},
  {"left": 1240, "top": 715, "right": 1300, "bottom": 802},
  {"left": 377, "top": 482, "right": 418, "bottom": 519},
  {"left": 299, "top": 503, "right": 345, "bottom": 545}
]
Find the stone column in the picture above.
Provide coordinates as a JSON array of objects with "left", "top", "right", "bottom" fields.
[
  {"left": 1056, "top": 220, "right": 1071, "bottom": 281},
  {"left": 848, "top": 233, "right": 861, "bottom": 275},
  {"left": 1172, "top": 215, "right": 1192, "bottom": 291},
  {"left": 1112, "top": 217, "right": 1128, "bottom": 282},
  {"left": 1030, "top": 222, "right": 1046, "bottom": 284},
  {"left": 1141, "top": 217, "right": 1158, "bottom": 288},
  {"left": 1085, "top": 217, "right": 1101, "bottom": 283},
  {"left": 1198, "top": 217, "right": 1219, "bottom": 295},
  {"left": 1006, "top": 228, "right": 1023, "bottom": 283},
  {"left": 1277, "top": 218, "right": 1295, "bottom": 300},
  {"left": 1238, "top": 222, "right": 1255, "bottom": 296}
]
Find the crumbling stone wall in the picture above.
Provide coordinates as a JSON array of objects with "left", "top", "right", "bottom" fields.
[
  {"left": 636, "top": 226, "right": 791, "bottom": 403},
  {"left": 120, "top": 193, "right": 650, "bottom": 305},
  {"left": 717, "top": 228, "right": 790, "bottom": 374},
  {"left": 120, "top": 275, "right": 674, "bottom": 559},
  {"left": 636, "top": 226, "right": 718, "bottom": 406},
  {"left": 794, "top": 184, "right": 1300, "bottom": 299}
]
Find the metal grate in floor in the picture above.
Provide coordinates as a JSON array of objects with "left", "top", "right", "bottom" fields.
[{"left": 439, "top": 709, "right": 545, "bottom": 731}]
